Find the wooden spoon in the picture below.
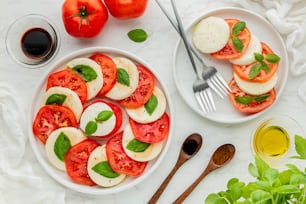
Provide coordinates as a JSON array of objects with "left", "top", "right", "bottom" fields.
[
  {"left": 148, "top": 133, "right": 203, "bottom": 204},
  {"left": 173, "top": 143, "right": 236, "bottom": 204}
]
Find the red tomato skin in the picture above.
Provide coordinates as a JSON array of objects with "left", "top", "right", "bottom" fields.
[
  {"left": 228, "top": 78, "right": 276, "bottom": 114},
  {"left": 211, "top": 19, "right": 251, "bottom": 60},
  {"left": 32, "top": 105, "right": 78, "bottom": 144},
  {"left": 106, "top": 132, "right": 147, "bottom": 176},
  {"left": 118, "top": 64, "right": 155, "bottom": 108},
  {"left": 89, "top": 54, "right": 117, "bottom": 96},
  {"left": 232, "top": 42, "right": 279, "bottom": 83},
  {"left": 83, "top": 99, "right": 123, "bottom": 138},
  {"left": 129, "top": 113, "right": 170, "bottom": 143},
  {"left": 104, "top": 0, "right": 148, "bottom": 19},
  {"left": 65, "top": 139, "right": 100, "bottom": 186},
  {"left": 47, "top": 69, "right": 88, "bottom": 104},
  {"left": 62, "top": 0, "right": 108, "bottom": 38}
]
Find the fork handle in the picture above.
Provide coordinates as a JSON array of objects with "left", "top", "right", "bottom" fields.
[{"left": 155, "top": 0, "right": 204, "bottom": 64}]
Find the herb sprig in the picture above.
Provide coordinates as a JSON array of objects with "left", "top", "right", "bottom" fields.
[{"left": 205, "top": 135, "right": 306, "bottom": 204}]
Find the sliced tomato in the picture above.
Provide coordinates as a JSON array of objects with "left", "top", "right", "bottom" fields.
[
  {"left": 129, "top": 113, "right": 170, "bottom": 143},
  {"left": 118, "top": 64, "right": 155, "bottom": 108},
  {"left": 211, "top": 19, "right": 251, "bottom": 60},
  {"left": 233, "top": 42, "right": 279, "bottom": 82},
  {"left": 89, "top": 54, "right": 117, "bottom": 96},
  {"left": 83, "top": 99, "right": 123, "bottom": 138},
  {"left": 32, "top": 105, "right": 78, "bottom": 144},
  {"left": 65, "top": 139, "right": 100, "bottom": 186},
  {"left": 228, "top": 78, "right": 276, "bottom": 114},
  {"left": 47, "top": 69, "right": 88, "bottom": 104},
  {"left": 106, "top": 132, "right": 147, "bottom": 176}
]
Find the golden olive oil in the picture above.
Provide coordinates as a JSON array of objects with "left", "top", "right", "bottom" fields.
[{"left": 253, "top": 125, "right": 290, "bottom": 158}]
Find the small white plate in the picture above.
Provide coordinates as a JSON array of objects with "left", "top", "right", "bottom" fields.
[
  {"left": 173, "top": 7, "right": 288, "bottom": 124},
  {"left": 28, "top": 47, "right": 173, "bottom": 195}
]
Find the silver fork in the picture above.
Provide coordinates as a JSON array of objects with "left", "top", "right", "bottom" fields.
[
  {"left": 156, "top": 0, "right": 231, "bottom": 99},
  {"left": 160, "top": 0, "right": 215, "bottom": 112}
]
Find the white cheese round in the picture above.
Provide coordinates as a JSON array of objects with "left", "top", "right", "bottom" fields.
[
  {"left": 122, "top": 124, "right": 164, "bottom": 162},
  {"left": 192, "top": 16, "right": 230, "bottom": 53}
]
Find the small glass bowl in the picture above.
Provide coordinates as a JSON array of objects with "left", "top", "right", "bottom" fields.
[
  {"left": 5, "top": 14, "right": 60, "bottom": 68},
  {"left": 251, "top": 115, "right": 304, "bottom": 169}
]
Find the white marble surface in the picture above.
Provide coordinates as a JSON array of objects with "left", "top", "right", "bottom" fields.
[{"left": 1, "top": 0, "right": 306, "bottom": 203}]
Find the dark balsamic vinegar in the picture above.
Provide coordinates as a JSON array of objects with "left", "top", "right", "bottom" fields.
[{"left": 21, "top": 28, "right": 52, "bottom": 59}]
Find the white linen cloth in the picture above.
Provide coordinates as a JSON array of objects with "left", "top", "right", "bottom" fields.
[{"left": 1, "top": 0, "right": 306, "bottom": 204}]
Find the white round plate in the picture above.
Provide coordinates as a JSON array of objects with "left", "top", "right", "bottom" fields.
[
  {"left": 173, "top": 7, "right": 288, "bottom": 124},
  {"left": 28, "top": 47, "right": 173, "bottom": 195}
]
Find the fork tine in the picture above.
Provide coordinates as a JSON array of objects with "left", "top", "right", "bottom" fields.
[
  {"left": 215, "top": 72, "right": 232, "bottom": 93},
  {"left": 199, "top": 91, "right": 210, "bottom": 112},
  {"left": 195, "top": 92, "right": 207, "bottom": 113},
  {"left": 211, "top": 75, "right": 228, "bottom": 95},
  {"left": 207, "top": 78, "right": 224, "bottom": 98},
  {"left": 200, "top": 90, "right": 213, "bottom": 112},
  {"left": 206, "top": 88, "right": 216, "bottom": 111}
]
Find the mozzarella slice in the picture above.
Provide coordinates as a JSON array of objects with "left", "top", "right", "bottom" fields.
[
  {"left": 87, "top": 145, "right": 126, "bottom": 187},
  {"left": 126, "top": 87, "right": 167, "bottom": 124},
  {"left": 45, "top": 127, "right": 86, "bottom": 171},
  {"left": 234, "top": 72, "right": 278, "bottom": 95},
  {"left": 42, "top": 86, "right": 83, "bottom": 121},
  {"left": 122, "top": 124, "right": 164, "bottom": 162},
  {"left": 67, "top": 58, "right": 103, "bottom": 100},
  {"left": 230, "top": 35, "right": 262, "bottom": 65},
  {"left": 192, "top": 16, "right": 230, "bottom": 53},
  {"left": 105, "top": 57, "right": 139, "bottom": 100},
  {"left": 79, "top": 102, "right": 116, "bottom": 137}
]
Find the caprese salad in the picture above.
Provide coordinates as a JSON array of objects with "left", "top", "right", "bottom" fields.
[
  {"left": 192, "top": 16, "right": 281, "bottom": 114},
  {"left": 32, "top": 53, "right": 170, "bottom": 188}
]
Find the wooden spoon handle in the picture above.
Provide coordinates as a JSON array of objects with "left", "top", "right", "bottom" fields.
[
  {"left": 173, "top": 167, "right": 213, "bottom": 204},
  {"left": 148, "top": 162, "right": 182, "bottom": 204}
]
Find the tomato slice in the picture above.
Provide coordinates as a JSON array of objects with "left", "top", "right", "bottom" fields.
[
  {"left": 32, "top": 105, "right": 78, "bottom": 144},
  {"left": 47, "top": 69, "right": 88, "bottom": 104},
  {"left": 89, "top": 54, "right": 117, "bottom": 96},
  {"left": 233, "top": 42, "right": 279, "bottom": 83},
  {"left": 118, "top": 64, "right": 155, "bottom": 108},
  {"left": 106, "top": 132, "right": 147, "bottom": 176},
  {"left": 83, "top": 99, "right": 123, "bottom": 138},
  {"left": 228, "top": 78, "right": 276, "bottom": 114},
  {"left": 65, "top": 139, "right": 100, "bottom": 186},
  {"left": 129, "top": 113, "right": 170, "bottom": 143},
  {"left": 211, "top": 19, "right": 251, "bottom": 60}
]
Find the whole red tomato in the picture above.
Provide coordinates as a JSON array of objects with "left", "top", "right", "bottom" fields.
[
  {"left": 62, "top": 0, "right": 108, "bottom": 38},
  {"left": 104, "top": 0, "right": 148, "bottom": 19}
]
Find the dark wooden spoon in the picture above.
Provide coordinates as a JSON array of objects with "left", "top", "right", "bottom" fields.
[
  {"left": 148, "top": 133, "right": 203, "bottom": 204},
  {"left": 173, "top": 143, "right": 236, "bottom": 204}
]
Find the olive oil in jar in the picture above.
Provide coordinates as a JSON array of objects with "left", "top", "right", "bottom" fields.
[{"left": 253, "top": 125, "right": 290, "bottom": 158}]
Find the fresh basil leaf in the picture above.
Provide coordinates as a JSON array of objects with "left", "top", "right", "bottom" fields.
[
  {"left": 72, "top": 65, "right": 97, "bottom": 82},
  {"left": 128, "top": 29, "right": 148, "bottom": 43},
  {"left": 250, "top": 190, "right": 271, "bottom": 203},
  {"left": 54, "top": 132, "right": 71, "bottom": 161},
  {"left": 235, "top": 96, "right": 253, "bottom": 105},
  {"left": 248, "top": 163, "right": 259, "bottom": 178},
  {"left": 289, "top": 174, "right": 305, "bottom": 185},
  {"left": 232, "top": 37, "right": 244, "bottom": 52},
  {"left": 261, "top": 61, "right": 270, "bottom": 72},
  {"left": 85, "top": 121, "right": 97, "bottom": 135},
  {"left": 145, "top": 94, "right": 158, "bottom": 115},
  {"left": 274, "top": 185, "right": 300, "bottom": 194},
  {"left": 95, "top": 110, "right": 113, "bottom": 122},
  {"left": 249, "top": 64, "right": 262, "bottom": 79},
  {"left": 266, "top": 54, "right": 280, "bottom": 64},
  {"left": 279, "top": 170, "right": 292, "bottom": 185},
  {"left": 205, "top": 194, "right": 227, "bottom": 204},
  {"left": 255, "top": 155, "right": 270, "bottom": 179},
  {"left": 92, "top": 161, "right": 120, "bottom": 178},
  {"left": 126, "top": 139, "right": 150, "bottom": 152},
  {"left": 46, "top": 94, "right": 67, "bottom": 105},
  {"left": 263, "top": 168, "right": 279, "bottom": 184},
  {"left": 232, "top": 21, "right": 246, "bottom": 36},
  {"left": 292, "top": 135, "right": 306, "bottom": 159},
  {"left": 254, "top": 53, "right": 264, "bottom": 62},
  {"left": 117, "top": 68, "right": 130, "bottom": 86},
  {"left": 254, "top": 94, "right": 270, "bottom": 103}
]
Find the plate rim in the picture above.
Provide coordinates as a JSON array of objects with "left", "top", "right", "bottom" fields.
[
  {"left": 172, "top": 6, "right": 289, "bottom": 124},
  {"left": 27, "top": 46, "right": 174, "bottom": 195}
]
